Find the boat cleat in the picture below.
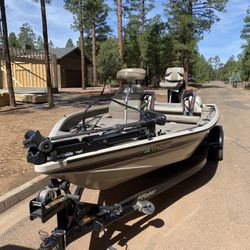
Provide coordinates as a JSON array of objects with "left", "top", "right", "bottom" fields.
[{"left": 134, "top": 200, "right": 155, "bottom": 215}]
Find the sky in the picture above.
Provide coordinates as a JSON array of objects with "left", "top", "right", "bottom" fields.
[{"left": 4, "top": 0, "right": 249, "bottom": 63}]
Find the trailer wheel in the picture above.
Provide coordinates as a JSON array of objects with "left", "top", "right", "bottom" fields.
[{"left": 207, "top": 125, "right": 224, "bottom": 161}]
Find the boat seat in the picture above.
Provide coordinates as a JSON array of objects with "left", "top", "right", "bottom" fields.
[
  {"left": 107, "top": 80, "right": 145, "bottom": 121},
  {"left": 159, "top": 67, "right": 185, "bottom": 90},
  {"left": 154, "top": 102, "right": 184, "bottom": 114},
  {"left": 166, "top": 114, "right": 200, "bottom": 124},
  {"left": 165, "top": 67, "right": 184, "bottom": 82},
  {"left": 154, "top": 90, "right": 203, "bottom": 115}
]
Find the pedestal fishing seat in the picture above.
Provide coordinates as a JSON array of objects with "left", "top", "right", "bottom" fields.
[
  {"left": 154, "top": 67, "right": 202, "bottom": 117},
  {"left": 108, "top": 68, "right": 148, "bottom": 123},
  {"left": 159, "top": 67, "right": 186, "bottom": 103}
]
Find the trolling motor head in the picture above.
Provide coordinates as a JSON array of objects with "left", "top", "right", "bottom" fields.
[{"left": 24, "top": 130, "right": 53, "bottom": 165}]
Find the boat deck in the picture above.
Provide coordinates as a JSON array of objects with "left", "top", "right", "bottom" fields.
[{"left": 90, "top": 105, "right": 215, "bottom": 136}]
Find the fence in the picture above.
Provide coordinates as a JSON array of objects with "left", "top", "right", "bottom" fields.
[{"left": 0, "top": 47, "right": 57, "bottom": 88}]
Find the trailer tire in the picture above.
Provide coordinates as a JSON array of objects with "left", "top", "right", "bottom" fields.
[{"left": 207, "top": 125, "right": 224, "bottom": 161}]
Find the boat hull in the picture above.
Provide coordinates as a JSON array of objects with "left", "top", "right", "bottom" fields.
[
  {"left": 34, "top": 104, "right": 220, "bottom": 190},
  {"left": 46, "top": 131, "right": 208, "bottom": 190}
]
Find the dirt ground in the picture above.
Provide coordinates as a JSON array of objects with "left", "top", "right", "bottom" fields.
[
  {"left": 0, "top": 91, "right": 114, "bottom": 195},
  {"left": 0, "top": 105, "right": 85, "bottom": 195}
]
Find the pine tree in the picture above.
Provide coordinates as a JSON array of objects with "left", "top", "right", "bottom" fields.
[
  {"left": 64, "top": 0, "right": 88, "bottom": 89},
  {"left": 48, "top": 39, "right": 54, "bottom": 48},
  {"left": 240, "top": 6, "right": 250, "bottom": 80},
  {"left": 66, "top": 38, "right": 74, "bottom": 47},
  {"left": 36, "top": 35, "right": 44, "bottom": 49},
  {"left": 164, "top": 0, "right": 228, "bottom": 83},
  {"left": 18, "top": 23, "right": 36, "bottom": 49},
  {"left": 127, "top": 0, "right": 155, "bottom": 68},
  {"left": 240, "top": 6, "right": 250, "bottom": 43},
  {"left": 191, "top": 53, "right": 210, "bottom": 82},
  {"left": 8, "top": 32, "right": 20, "bottom": 48},
  {"left": 97, "top": 38, "right": 123, "bottom": 83},
  {"left": 84, "top": 0, "right": 110, "bottom": 86},
  {"left": 124, "top": 19, "right": 141, "bottom": 68},
  {"left": 221, "top": 56, "right": 239, "bottom": 81},
  {"left": 145, "top": 15, "right": 175, "bottom": 85}
]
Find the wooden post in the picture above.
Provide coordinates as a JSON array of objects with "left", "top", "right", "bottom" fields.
[
  {"left": 52, "top": 55, "right": 58, "bottom": 90},
  {"left": 29, "top": 63, "right": 33, "bottom": 87},
  {"left": 13, "top": 62, "right": 16, "bottom": 87},
  {"left": 0, "top": 0, "right": 16, "bottom": 106}
]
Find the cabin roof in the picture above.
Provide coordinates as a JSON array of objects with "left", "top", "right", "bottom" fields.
[{"left": 49, "top": 47, "right": 79, "bottom": 59}]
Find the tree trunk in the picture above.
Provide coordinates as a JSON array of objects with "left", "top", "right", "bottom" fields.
[
  {"left": 140, "top": 0, "right": 145, "bottom": 68},
  {"left": 92, "top": 24, "right": 97, "bottom": 86},
  {"left": 183, "top": 50, "right": 189, "bottom": 84},
  {"left": 80, "top": 26, "right": 87, "bottom": 89},
  {"left": 0, "top": 0, "right": 16, "bottom": 107},
  {"left": 117, "top": 0, "right": 123, "bottom": 60},
  {"left": 40, "top": 0, "right": 54, "bottom": 107},
  {"left": 183, "top": 0, "right": 193, "bottom": 85}
]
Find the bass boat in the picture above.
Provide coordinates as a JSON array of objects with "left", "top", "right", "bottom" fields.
[{"left": 24, "top": 68, "right": 222, "bottom": 191}]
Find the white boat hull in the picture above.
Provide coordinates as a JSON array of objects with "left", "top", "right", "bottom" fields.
[{"left": 33, "top": 104, "right": 219, "bottom": 190}]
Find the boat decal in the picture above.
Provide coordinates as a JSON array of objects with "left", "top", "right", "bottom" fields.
[
  {"left": 138, "top": 189, "right": 157, "bottom": 201},
  {"left": 144, "top": 140, "right": 174, "bottom": 154},
  {"left": 151, "top": 141, "right": 173, "bottom": 153}
]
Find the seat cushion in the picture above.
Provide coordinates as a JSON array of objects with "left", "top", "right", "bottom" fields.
[{"left": 154, "top": 102, "right": 184, "bottom": 114}]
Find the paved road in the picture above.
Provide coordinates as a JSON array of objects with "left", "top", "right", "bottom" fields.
[{"left": 1, "top": 82, "right": 250, "bottom": 250}]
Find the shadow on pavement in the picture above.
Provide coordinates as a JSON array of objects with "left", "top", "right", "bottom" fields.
[
  {"left": 53, "top": 93, "right": 113, "bottom": 108},
  {"left": 88, "top": 160, "right": 219, "bottom": 250},
  {"left": 0, "top": 245, "right": 34, "bottom": 250},
  {"left": 0, "top": 93, "right": 113, "bottom": 114}
]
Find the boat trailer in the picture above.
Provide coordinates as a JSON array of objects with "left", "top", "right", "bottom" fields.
[{"left": 30, "top": 148, "right": 208, "bottom": 250}]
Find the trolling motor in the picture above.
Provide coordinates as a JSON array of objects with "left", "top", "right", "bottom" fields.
[{"left": 24, "top": 130, "right": 54, "bottom": 165}]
